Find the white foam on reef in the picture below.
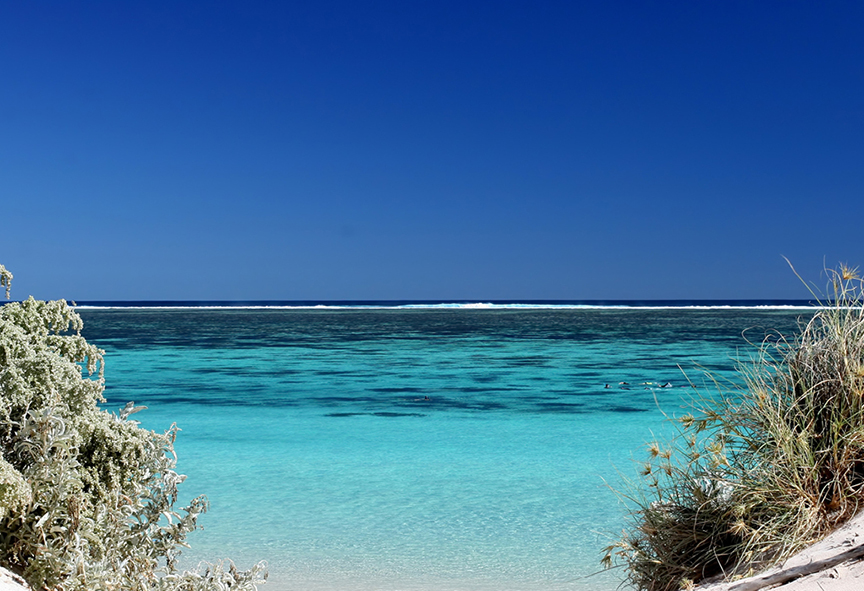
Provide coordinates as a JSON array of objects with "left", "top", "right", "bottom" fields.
[
  {"left": 72, "top": 303, "right": 822, "bottom": 311},
  {"left": 398, "top": 303, "right": 820, "bottom": 311}
]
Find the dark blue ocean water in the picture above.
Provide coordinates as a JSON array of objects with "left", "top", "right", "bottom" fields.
[{"left": 77, "top": 305, "right": 812, "bottom": 591}]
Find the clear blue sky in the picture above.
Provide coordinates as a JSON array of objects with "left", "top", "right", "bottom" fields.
[{"left": 2, "top": 1, "right": 862, "bottom": 300}]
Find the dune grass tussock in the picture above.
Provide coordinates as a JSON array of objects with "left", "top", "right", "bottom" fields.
[
  {"left": 603, "top": 263, "right": 864, "bottom": 591},
  {"left": 0, "top": 265, "right": 266, "bottom": 591}
]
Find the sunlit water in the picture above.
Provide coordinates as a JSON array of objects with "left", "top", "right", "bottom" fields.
[{"left": 78, "top": 307, "right": 810, "bottom": 591}]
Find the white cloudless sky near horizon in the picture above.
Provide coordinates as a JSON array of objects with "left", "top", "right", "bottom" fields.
[{"left": 1, "top": 1, "right": 863, "bottom": 300}]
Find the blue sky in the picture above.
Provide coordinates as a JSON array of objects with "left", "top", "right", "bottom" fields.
[{"left": 1, "top": 1, "right": 862, "bottom": 300}]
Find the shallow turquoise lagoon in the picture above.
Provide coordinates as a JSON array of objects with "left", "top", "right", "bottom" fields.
[{"left": 79, "top": 307, "right": 809, "bottom": 591}]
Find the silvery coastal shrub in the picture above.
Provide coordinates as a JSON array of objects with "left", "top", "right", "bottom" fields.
[{"left": 0, "top": 264, "right": 266, "bottom": 590}]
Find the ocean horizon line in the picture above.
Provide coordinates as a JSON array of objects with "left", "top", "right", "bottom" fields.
[{"left": 65, "top": 298, "right": 822, "bottom": 311}]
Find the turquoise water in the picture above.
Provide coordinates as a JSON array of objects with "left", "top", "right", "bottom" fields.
[{"left": 78, "top": 307, "right": 809, "bottom": 591}]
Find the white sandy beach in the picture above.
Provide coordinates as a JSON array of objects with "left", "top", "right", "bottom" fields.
[{"left": 698, "top": 511, "right": 864, "bottom": 591}]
